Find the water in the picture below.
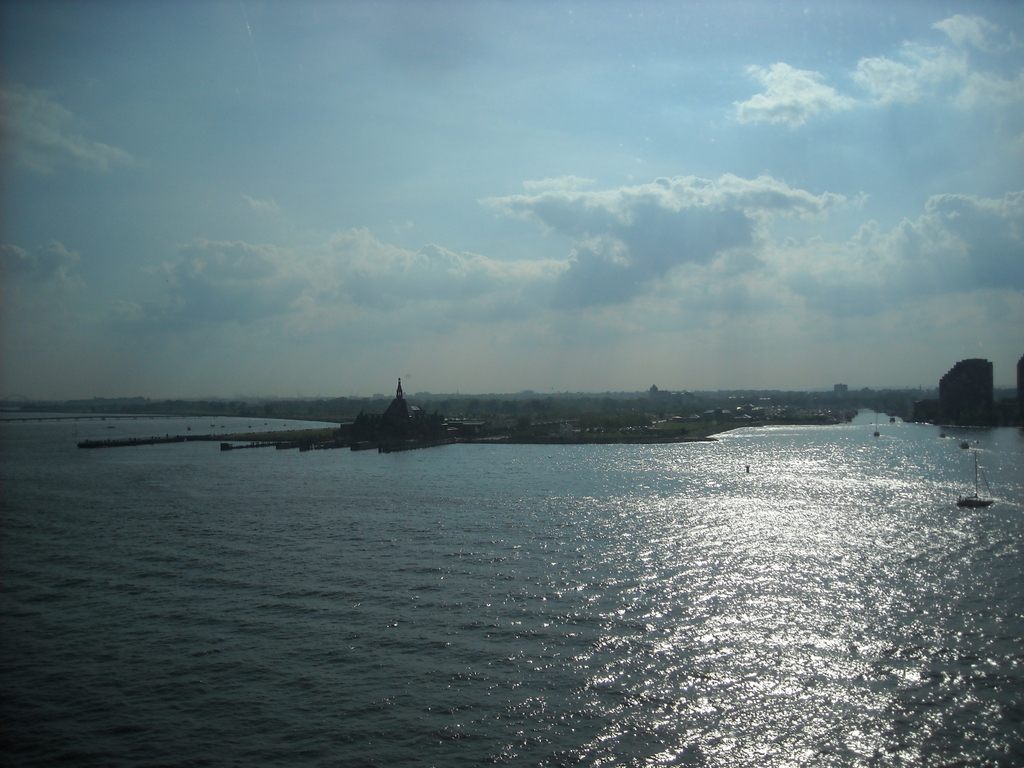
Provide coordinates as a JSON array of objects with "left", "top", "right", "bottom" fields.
[{"left": 2, "top": 413, "right": 1023, "bottom": 766}]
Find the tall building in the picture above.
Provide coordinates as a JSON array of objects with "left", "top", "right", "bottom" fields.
[
  {"left": 1018, "top": 353, "right": 1023, "bottom": 417},
  {"left": 939, "top": 358, "right": 993, "bottom": 424}
]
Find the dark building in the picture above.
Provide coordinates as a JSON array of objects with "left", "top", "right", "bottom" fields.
[
  {"left": 648, "top": 384, "right": 693, "bottom": 407},
  {"left": 380, "top": 378, "right": 418, "bottom": 433},
  {"left": 939, "top": 358, "right": 993, "bottom": 425},
  {"left": 350, "top": 379, "right": 448, "bottom": 446},
  {"left": 912, "top": 398, "right": 939, "bottom": 423},
  {"left": 1018, "top": 353, "right": 1024, "bottom": 418}
]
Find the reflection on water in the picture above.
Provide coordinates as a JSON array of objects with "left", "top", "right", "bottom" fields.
[{"left": 1, "top": 416, "right": 1022, "bottom": 766}]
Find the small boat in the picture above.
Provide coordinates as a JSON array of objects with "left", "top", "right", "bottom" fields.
[
  {"left": 960, "top": 441, "right": 970, "bottom": 449},
  {"left": 957, "top": 451, "right": 994, "bottom": 508}
]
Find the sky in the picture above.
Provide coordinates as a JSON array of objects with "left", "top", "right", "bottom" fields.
[{"left": 1, "top": 0, "right": 1022, "bottom": 399}]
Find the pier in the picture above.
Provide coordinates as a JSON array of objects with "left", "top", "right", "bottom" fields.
[
  {"left": 5, "top": 414, "right": 183, "bottom": 423},
  {"left": 220, "top": 441, "right": 280, "bottom": 451},
  {"left": 77, "top": 434, "right": 208, "bottom": 448}
]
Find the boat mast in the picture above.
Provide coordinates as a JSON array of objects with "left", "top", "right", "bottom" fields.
[{"left": 974, "top": 451, "right": 980, "bottom": 496}]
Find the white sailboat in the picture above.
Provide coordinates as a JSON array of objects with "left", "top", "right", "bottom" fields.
[{"left": 957, "top": 451, "right": 994, "bottom": 508}]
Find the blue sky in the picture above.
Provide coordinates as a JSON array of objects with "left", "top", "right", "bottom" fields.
[{"left": 2, "top": 1, "right": 1022, "bottom": 398}]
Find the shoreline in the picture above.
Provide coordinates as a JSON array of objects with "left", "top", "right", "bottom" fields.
[{"left": 77, "top": 418, "right": 863, "bottom": 451}]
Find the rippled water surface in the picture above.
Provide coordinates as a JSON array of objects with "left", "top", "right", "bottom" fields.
[{"left": 2, "top": 414, "right": 1023, "bottom": 766}]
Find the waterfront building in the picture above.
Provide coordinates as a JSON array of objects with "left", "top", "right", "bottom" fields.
[
  {"left": 939, "top": 358, "right": 993, "bottom": 425},
  {"left": 648, "top": 384, "right": 693, "bottom": 406},
  {"left": 1018, "top": 353, "right": 1024, "bottom": 418},
  {"left": 350, "top": 379, "right": 448, "bottom": 445}
]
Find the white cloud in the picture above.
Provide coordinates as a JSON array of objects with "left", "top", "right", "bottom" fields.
[
  {"left": 895, "top": 191, "right": 1024, "bottom": 292},
  {"left": 486, "top": 174, "right": 847, "bottom": 307},
  {"left": 488, "top": 174, "right": 846, "bottom": 227},
  {"left": 0, "top": 86, "right": 133, "bottom": 174},
  {"left": 0, "top": 241, "right": 80, "bottom": 282},
  {"left": 779, "top": 191, "right": 1024, "bottom": 317},
  {"left": 522, "top": 176, "right": 596, "bottom": 193},
  {"left": 319, "top": 229, "right": 561, "bottom": 318},
  {"left": 244, "top": 195, "right": 280, "bottom": 213},
  {"left": 933, "top": 14, "right": 1010, "bottom": 53},
  {"left": 732, "top": 15, "right": 1022, "bottom": 139},
  {"left": 779, "top": 226, "right": 903, "bottom": 318},
  {"left": 955, "top": 70, "right": 1024, "bottom": 109},
  {"left": 729, "top": 16, "right": 1021, "bottom": 121},
  {"left": 29, "top": 185, "right": 1024, "bottom": 397},
  {"left": 96, "top": 176, "right": 1024, "bottom": 353},
  {"left": 734, "top": 63, "right": 855, "bottom": 128},
  {"left": 854, "top": 44, "right": 968, "bottom": 105},
  {"left": 854, "top": 17, "right": 1022, "bottom": 111},
  {"left": 126, "top": 230, "right": 562, "bottom": 330}
]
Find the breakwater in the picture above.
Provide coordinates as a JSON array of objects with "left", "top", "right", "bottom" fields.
[
  {"left": 77, "top": 434, "right": 212, "bottom": 448},
  {"left": 3, "top": 414, "right": 182, "bottom": 422},
  {"left": 79, "top": 430, "right": 455, "bottom": 453},
  {"left": 220, "top": 441, "right": 279, "bottom": 451},
  {"left": 79, "top": 432, "right": 713, "bottom": 452}
]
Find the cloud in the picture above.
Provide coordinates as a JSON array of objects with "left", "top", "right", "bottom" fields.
[
  {"left": 854, "top": 17, "right": 1022, "bottom": 109},
  {"left": 244, "top": 195, "right": 280, "bottom": 213},
  {"left": 854, "top": 44, "right": 968, "bottom": 105},
  {"left": 933, "top": 14, "right": 1012, "bottom": 53},
  {"left": 0, "top": 241, "right": 80, "bottom": 282},
  {"left": 486, "top": 175, "right": 847, "bottom": 307},
  {"left": 0, "top": 86, "right": 133, "bottom": 174},
  {"left": 522, "top": 176, "right": 596, "bottom": 193},
  {"left": 734, "top": 63, "right": 855, "bottom": 128},
  {"left": 315, "top": 230, "right": 561, "bottom": 322},
  {"left": 125, "top": 230, "right": 562, "bottom": 331},
  {"left": 732, "top": 17, "right": 1020, "bottom": 120},
  {"left": 780, "top": 191, "right": 1024, "bottom": 317},
  {"left": 779, "top": 227, "right": 900, "bottom": 318},
  {"left": 955, "top": 70, "right": 1024, "bottom": 109},
  {"left": 142, "top": 240, "right": 306, "bottom": 327},
  {"left": 112, "top": 180, "right": 1022, "bottom": 348},
  {"left": 895, "top": 191, "right": 1024, "bottom": 292}
]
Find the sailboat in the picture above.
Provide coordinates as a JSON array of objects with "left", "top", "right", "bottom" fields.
[{"left": 957, "top": 451, "right": 994, "bottom": 508}]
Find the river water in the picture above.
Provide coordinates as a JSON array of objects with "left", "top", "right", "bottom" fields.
[{"left": 2, "top": 412, "right": 1022, "bottom": 767}]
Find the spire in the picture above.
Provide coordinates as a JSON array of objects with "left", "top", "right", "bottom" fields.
[{"left": 397, "top": 378, "right": 404, "bottom": 399}]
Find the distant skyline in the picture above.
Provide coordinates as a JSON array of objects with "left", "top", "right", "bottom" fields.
[{"left": 2, "top": 1, "right": 1022, "bottom": 399}]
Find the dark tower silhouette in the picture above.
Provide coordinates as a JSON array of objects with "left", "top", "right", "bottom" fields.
[
  {"left": 1017, "top": 354, "right": 1023, "bottom": 418},
  {"left": 350, "top": 378, "right": 447, "bottom": 446},
  {"left": 939, "top": 358, "right": 993, "bottom": 424}
]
